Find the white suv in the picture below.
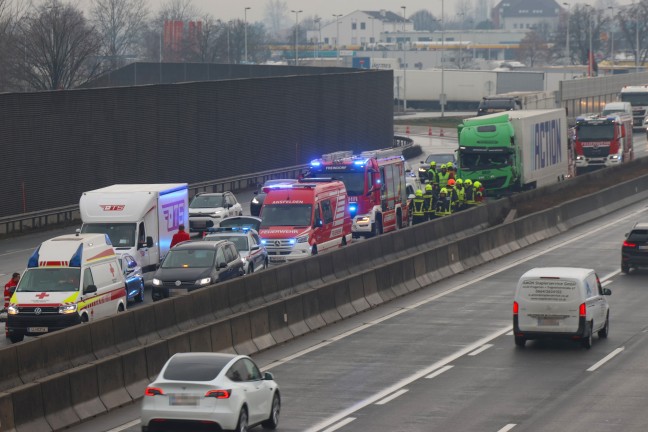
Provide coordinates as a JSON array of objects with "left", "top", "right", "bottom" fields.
[{"left": 188, "top": 192, "right": 243, "bottom": 233}]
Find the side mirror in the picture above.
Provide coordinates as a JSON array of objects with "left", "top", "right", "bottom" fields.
[
  {"left": 264, "top": 372, "right": 275, "bottom": 381},
  {"left": 253, "top": 190, "right": 258, "bottom": 195},
  {"left": 146, "top": 237, "right": 154, "bottom": 248},
  {"left": 128, "top": 260, "right": 137, "bottom": 269},
  {"left": 218, "top": 262, "right": 227, "bottom": 269},
  {"left": 602, "top": 288, "right": 612, "bottom": 296},
  {"left": 83, "top": 285, "right": 97, "bottom": 295},
  {"left": 314, "top": 218, "right": 323, "bottom": 228}
]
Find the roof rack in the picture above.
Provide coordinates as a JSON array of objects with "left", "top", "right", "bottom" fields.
[
  {"left": 359, "top": 147, "right": 403, "bottom": 160},
  {"left": 320, "top": 151, "right": 354, "bottom": 162}
]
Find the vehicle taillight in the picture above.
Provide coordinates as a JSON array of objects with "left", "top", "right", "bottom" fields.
[
  {"left": 623, "top": 241, "right": 636, "bottom": 247},
  {"left": 579, "top": 303, "right": 587, "bottom": 317},
  {"left": 205, "top": 389, "right": 232, "bottom": 399},
  {"left": 513, "top": 301, "right": 519, "bottom": 315},
  {"left": 145, "top": 387, "right": 164, "bottom": 396}
]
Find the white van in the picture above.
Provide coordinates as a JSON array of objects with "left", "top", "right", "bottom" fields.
[
  {"left": 6, "top": 233, "right": 127, "bottom": 343},
  {"left": 601, "top": 101, "right": 632, "bottom": 117},
  {"left": 513, "top": 267, "right": 611, "bottom": 349}
]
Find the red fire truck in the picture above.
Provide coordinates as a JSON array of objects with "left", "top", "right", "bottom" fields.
[
  {"left": 307, "top": 148, "right": 409, "bottom": 237},
  {"left": 574, "top": 113, "right": 634, "bottom": 175}
]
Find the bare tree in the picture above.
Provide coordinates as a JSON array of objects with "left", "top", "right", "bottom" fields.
[
  {"left": 410, "top": 9, "right": 439, "bottom": 31},
  {"left": 13, "top": 0, "right": 102, "bottom": 90},
  {"left": 263, "top": 0, "right": 288, "bottom": 39},
  {"left": 517, "top": 31, "right": 548, "bottom": 67},
  {"left": 0, "top": 0, "right": 29, "bottom": 91},
  {"left": 157, "top": 0, "right": 199, "bottom": 23},
  {"left": 91, "top": 0, "right": 149, "bottom": 70},
  {"left": 617, "top": 1, "right": 648, "bottom": 65}
]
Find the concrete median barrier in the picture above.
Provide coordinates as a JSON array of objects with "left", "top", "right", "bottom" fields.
[
  {"left": 230, "top": 313, "right": 258, "bottom": 355},
  {"left": 153, "top": 299, "right": 179, "bottom": 339},
  {"left": 227, "top": 278, "right": 249, "bottom": 314},
  {"left": 11, "top": 382, "right": 51, "bottom": 432},
  {"left": 188, "top": 325, "right": 213, "bottom": 352},
  {"left": 266, "top": 302, "right": 293, "bottom": 344},
  {"left": 332, "top": 247, "right": 351, "bottom": 279},
  {"left": 90, "top": 317, "right": 117, "bottom": 358},
  {"left": 304, "top": 258, "right": 324, "bottom": 289},
  {"left": 399, "top": 258, "right": 421, "bottom": 293},
  {"left": 0, "top": 347, "right": 22, "bottom": 392},
  {"left": 319, "top": 253, "right": 336, "bottom": 283},
  {"left": 16, "top": 339, "right": 45, "bottom": 383},
  {"left": 209, "top": 320, "right": 236, "bottom": 354},
  {"left": 96, "top": 355, "right": 132, "bottom": 410},
  {"left": 210, "top": 284, "right": 232, "bottom": 319},
  {"left": 249, "top": 308, "right": 276, "bottom": 351},
  {"left": 39, "top": 372, "right": 79, "bottom": 430},
  {"left": 347, "top": 275, "right": 370, "bottom": 313},
  {"left": 65, "top": 324, "right": 96, "bottom": 368},
  {"left": 374, "top": 266, "right": 398, "bottom": 302},
  {"left": 301, "top": 289, "right": 326, "bottom": 330},
  {"left": 144, "top": 340, "right": 170, "bottom": 382},
  {"left": 388, "top": 261, "right": 410, "bottom": 297},
  {"left": 165, "top": 333, "right": 191, "bottom": 359},
  {"left": 275, "top": 266, "right": 293, "bottom": 296},
  {"left": 413, "top": 253, "right": 433, "bottom": 287},
  {"left": 173, "top": 294, "right": 196, "bottom": 332},
  {"left": 69, "top": 364, "right": 106, "bottom": 421},
  {"left": 189, "top": 289, "right": 216, "bottom": 326},
  {"left": 121, "top": 347, "right": 149, "bottom": 399},
  {"left": 361, "top": 271, "right": 383, "bottom": 307},
  {"left": 132, "top": 303, "right": 159, "bottom": 345},
  {"left": 316, "top": 283, "right": 342, "bottom": 325},
  {"left": 260, "top": 268, "right": 280, "bottom": 303},
  {"left": 244, "top": 276, "right": 266, "bottom": 309},
  {"left": 111, "top": 311, "right": 140, "bottom": 353},
  {"left": 283, "top": 296, "right": 310, "bottom": 338},
  {"left": 0, "top": 391, "right": 15, "bottom": 432},
  {"left": 332, "top": 279, "right": 356, "bottom": 319}
]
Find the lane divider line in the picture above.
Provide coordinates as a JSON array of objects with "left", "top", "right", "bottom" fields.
[
  {"left": 425, "top": 365, "right": 454, "bottom": 379},
  {"left": 376, "top": 389, "right": 409, "bottom": 406},
  {"left": 321, "top": 417, "right": 356, "bottom": 432},
  {"left": 106, "top": 419, "right": 141, "bottom": 432},
  {"left": 468, "top": 344, "right": 494, "bottom": 356},
  {"left": 506, "top": 331, "right": 514, "bottom": 336},
  {"left": 587, "top": 347, "right": 625, "bottom": 372},
  {"left": 498, "top": 424, "right": 517, "bottom": 432}
]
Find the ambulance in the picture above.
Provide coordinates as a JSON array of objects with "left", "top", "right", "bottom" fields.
[
  {"left": 258, "top": 179, "right": 352, "bottom": 263},
  {"left": 6, "top": 232, "right": 127, "bottom": 343}
]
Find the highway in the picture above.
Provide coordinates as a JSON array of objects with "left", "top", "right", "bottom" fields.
[{"left": 60, "top": 180, "right": 648, "bottom": 432}]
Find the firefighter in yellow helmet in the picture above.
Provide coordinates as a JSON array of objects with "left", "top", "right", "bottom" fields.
[
  {"left": 435, "top": 187, "right": 452, "bottom": 217},
  {"left": 412, "top": 189, "right": 426, "bottom": 225},
  {"left": 464, "top": 179, "right": 476, "bottom": 207},
  {"left": 438, "top": 163, "right": 450, "bottom": 187},
  {"left": 474, "top": 181, "right": 484, "bottom": 204},
  {"left": 455, "top": 178, "right": 465, "bottom": 211},
  {"left": 423, "top": 183, "right": 434, "bottom": 221}
]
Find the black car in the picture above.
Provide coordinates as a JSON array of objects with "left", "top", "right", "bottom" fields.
[
  {"left": 417, "top": 153, "right": 456, "bottom": 180},
  {"left": 250, "top": 179, "right": 298, "bottom": 216},
  {"left": 622, "top": 223, "right": 648, "bottom": 273},
  {"left": 151, "top": 240, "right": 244, "bottom": 301}
]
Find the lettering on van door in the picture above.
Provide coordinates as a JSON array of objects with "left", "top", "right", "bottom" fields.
[
  {"left": 162, "top": 199, "right": 186, "bottom": 232},
  {"left": 522, "top": 279, "right": 576, "bottom": 302},
  {"left": 533, "top": 120, "right": 563, "bottom": 170}
]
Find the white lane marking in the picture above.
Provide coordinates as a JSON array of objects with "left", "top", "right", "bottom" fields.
[
  {"left": 0, "top": 247, "right": 36, "bottom": 258},
  {"left": 376, "top": 389, "right": 409, "bottom": 405},
  {"left": 106, "top": 419, "right": 140, "bottom": 432},
  {"left": 321, "top": 417, "right": 356, "bottom": 432},
  {"left": 498, "top": 424, "right": 517, "bottom": 432},
  {"left": 602, "top": 280, "right": 612, "bottom": 287},
  {"left": 506, "top": 331, "right": 514, "bottom": 336},
  {"left": 305, "top": 325, "right": 513, "bottom": 432},
  {"left": 468, "top": 344, "right": 493, "bottom": 356},
  {"left": 425, "top": 365, "right": 454, "bottom": 379},
  {"left": 587, "top": 347, "right": 625, "bottom": 372}
]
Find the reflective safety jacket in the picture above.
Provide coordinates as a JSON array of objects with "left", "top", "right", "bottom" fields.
[
  {"left": 423, "top": 192, "right": 434, "bottom": 214},
  {"left": 412, "top": 197, "right": 426, "bottom": 216},
  {"left": 438, "top": 171, "right": 450, "bottom": 187},
  {"left": 426, "top": 169, "right": 439, "bottom": 185},
  {"left": 464, "top": 186, "right": 476, "bottom": 204},
  {"left": 435, "top": 196, "right": 452, "bottom": 216}
]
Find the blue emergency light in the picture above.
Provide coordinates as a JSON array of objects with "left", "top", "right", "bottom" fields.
[
  {"left": 27, "top": 246, "right": 41, "bottom": 268},
  {"left": 69, "top": 244, "right": 84, "bottom": 268},
  {"left": 349, "top": 204, "right": 358, "bottom": 217},
  {"left": 310, "top": 160, "right": 321, "bottom": 167}
]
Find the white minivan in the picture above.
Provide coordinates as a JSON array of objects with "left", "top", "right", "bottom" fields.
[{"left": 513, "top": 267, "right": 611, "bottom": 349}]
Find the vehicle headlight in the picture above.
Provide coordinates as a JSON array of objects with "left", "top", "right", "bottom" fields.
[
  {"left": 295, "top": 235, "right": 308, "bottom": 243},
  {"left": 197, "top": 277, "right": 212, "bottom": 286},
  {"left": 576, "top": 155, "right": 584, "bottom": 160},
  {"left": 152, "top": 278, "right": 162, "bottom": 286},
  {"left": 252, "top": 198, "right": 259, "bottom": 204},
  {"left": 7, "top": 306, "right": 19, "bottom": 315},
  {"left": 418, "top": 168, "right": 426, "bottom": 172},
  {"left": 210, "top": 213, "right": 222, "bottom": 218},
  {"left": 59, "top": 304, "right": 77, "bottom": 314},
  {"left": 357, "top": 216, "right": 371, "bottom": 223}
]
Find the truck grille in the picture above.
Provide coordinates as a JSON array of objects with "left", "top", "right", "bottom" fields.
[
  {"left": 481, "top": 177, "right": 507, "bottom": 189},
  {"left": 161, "top": 281, "right": 196, "bottom": 287},
  {"left": 582, "top": 146, "right": 610, "bottom": 157},
  {"left": 18, "top": 306, "right": 59, "bottom": 315}
]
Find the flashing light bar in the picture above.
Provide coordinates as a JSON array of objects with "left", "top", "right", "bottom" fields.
[
  {"left": 310, "top": 160, "right": 321, "bottom": 167},
  {"left": 321, "top": 150, "right": 354, "bottom": 162},
  {"left": 359, "top": 147, "right": 404, "bottom": 160},
  {"left": 207, "top": 226, "right": 253, "bottom": 233}
]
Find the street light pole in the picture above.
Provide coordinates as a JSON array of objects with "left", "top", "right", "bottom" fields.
[
  {"left": 636, "top": 2, "right": 640, "bottom": 73},
  {"left": 314, "top": 17, "right": 321, "bottom": 61},
  {"left": 563, "top": 3, "right": 570, "bottom": 66},
  {"left": 608, "top": 6, "right": 614, "bottom": 70},
  {"left": 291, "top": 10, "right": 302, "bottom": 66},
  {"left": 244, "top": 6, "right": 251, "bottom": 63},
  {"left": 589, "top": 8, "right": 593, "bottom": 77},
  {"left": 401, "top": 6, "right": 407, "bottom": 112},
  {"left": 441, "top": 0, "right": 445, "bottom": 117},
  {"left": 227, "top": 21, "right": 232, "bottom": 64},
  {"left": 333, "top": 14, "right": 342, "bottom": 64}
]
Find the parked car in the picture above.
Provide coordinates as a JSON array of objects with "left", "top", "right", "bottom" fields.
[
  {"left": 417, "top": 153, "right": 456, "bottom": 180},
  {"left": 141, "top": 352, "right": 280, "bottom": 432},
  {"left": 204, "top": 216, "right": 268, "bottom": 274},
  {"left": 151, "top": 240, "right": 244, "bottom": 301},
  {"left": 250, "top": 179, "right": 298, "bottom": 216},
  {"left": 188, "top": 192, "right": 243, "bottom": 234},
  {"left": 119, "top": 254, "right": 145, "bottom": 303}
]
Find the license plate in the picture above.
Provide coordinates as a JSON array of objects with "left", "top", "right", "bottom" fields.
[
  {"left": 192, "top": 221, "right": 206, "bottom": 228},
  {"left": 538, "top": 318, "right": 559, "bottom": 326},
  {"left": 639, "top": 246, "right": 648, "bottom": 250},
  {"left": 28, "top": 327, "right": 48, "bottom": 333},
  {"left": 269, "top": 256, "right": 286, "bottom": 263},
  {"left": 169, "top": 394, "right": 199, "bottom": 406},
  {"left": 169, "top": 288, "right": 189, "bottom": 297}
]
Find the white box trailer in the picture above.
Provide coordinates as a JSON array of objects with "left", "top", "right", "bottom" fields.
[{"left": 79, "top": 184, "right": 189, "bottom": 273}]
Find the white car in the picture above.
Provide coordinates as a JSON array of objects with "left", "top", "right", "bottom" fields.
[
  {"left": 204, "top": 216, "right": 269, "bottom": 274},
  {"left": 141, "top": 353, "right": 280, "bottom": 432},
  {"left": 188, "top": 192, "right": 243, "bottom": 234}
]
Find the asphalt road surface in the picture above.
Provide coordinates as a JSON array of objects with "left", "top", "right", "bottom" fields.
[{"left": 62, "top": 179, "right": 648, "bottom": 432}]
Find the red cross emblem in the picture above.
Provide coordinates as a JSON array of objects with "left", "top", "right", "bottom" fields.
[{"left": 35, "top": 292, "right": 49, "bottom": 299}]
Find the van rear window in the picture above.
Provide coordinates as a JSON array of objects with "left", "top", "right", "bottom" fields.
[{"left": 519, "top": 278, "right": 577, "bottom": 302}]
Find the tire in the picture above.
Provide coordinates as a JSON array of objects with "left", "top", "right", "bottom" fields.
[
  {"left": 235, "top": 406, "right": 249, "bottom": 432},
  {"left": 341, "top": 236, "right": 347, "bottom": 247},
  {"left": 135, "top": 281, "right": 145, "bottom": 303},
  {"left": 582, "top": 322, "right": 593, "bottom": 349},
  {"left": 396, "top": 209, "right": 403, "bottom": 229},
  {"left": 9, "top": 334, "right": 23, "bottom": 343},
  {"left": 118, "top": 303, "right": 125, "bottom": 313},
  {"left": 370, "top": 216, "right": 383, "bottom": 237},
  {"left": 311, "top": 244, "right": 318, "bottom": 255},
  {"left": 598, "top": 313, "right": 609, "bottom": 338},
  {"left": 514, "top": 336, "right": 526, "bottom": 347},
  {"left": 621, "top": 263, "right": 630, "bottom": 274},
  {"left": 261, "top": 393, "right": 281, "bottom": 429},
  {"left": 247, "top": 263, "right": 254, "bottom": 275}
]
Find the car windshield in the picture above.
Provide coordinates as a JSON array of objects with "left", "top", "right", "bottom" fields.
[
  {"left": 576, "top": 124, "right": 615, "bottom": 141},
  {"left": 190, "top": 195, "right": 224, "bottom": 209},
  {"left": 601, "top": 109, "right": 623, "bottom": 116},
  {"left": 162, "top": 249, "right": 215, "bottom": 268},
  {"left": 620, "top": 93, "right": 648, "bottom": 106},
  {"left": 81, "top": 223, "right": 135, "bottom": 248},
  {"left": 205, "top": 235, "right": 249, "bottom": 251},
  {"left": 425, "top": 154, "right": 455, "bottom": 165},
  {"left": 17, "top": 268, "right": 81, "bottom": 293},
  {"left": 328, "top": 172, "right": 366, "bottom": 196},
  {"left": 163, "top": 354, "right": 232, "bottom": 381},
  {"left": 628, "top": 229, "right": 648, "bottom": 242},
  {"left": 260, "top": 204, "right": 313, "bottom": 227},
  {"left": 458, "top": 150, "right": 511, "bottom": 169}
]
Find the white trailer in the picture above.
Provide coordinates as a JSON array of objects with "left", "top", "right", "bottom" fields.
[{"left": 79, "top": 184, "right": 189, "bottom": 273}]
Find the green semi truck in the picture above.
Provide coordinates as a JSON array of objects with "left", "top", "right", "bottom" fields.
[{"left": 456, "top": 109, "right": 569, "bottom": 196}]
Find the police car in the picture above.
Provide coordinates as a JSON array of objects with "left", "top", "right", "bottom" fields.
[{"left": 203, "top": 216, "right": 268, "bottom": 274}]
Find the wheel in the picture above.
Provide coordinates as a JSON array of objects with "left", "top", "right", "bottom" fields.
[
  {"left": 9, "top": 334, "right": 23, "bottom": 343},
  {"left": 118, "top": 303, "right": 125, "bottom": 312},
  {"left": 370, "top": 216, "right": 383, "bottom": 237},
  {"left": 135, "top": 281, "right": 145, "bottom": 303},
  {"left": 264, "top": 258, "right": 269, "bottom": 269},
  {"left": 514, "top": 336, "right": 526, "bottom": 347},
  {"left": 235, "top": 406, "right": 249, "bottom": 432},
  {"left": 582, "top": 322, "right": 593, "bottom": 349},
  {"left": 261, "top": 393, "right": 281, "bottom": 429},
  {"left": 396, "top": 209, "right": 403, "bottom": 229},
  {"left": 341, "top": 236, "right": 347, "bottom": 247},
  {"left": 621, "top": 263, "right": 630, "bottom": 274},
  {"left": 247, "top": 263, "right": 254, "bottom": 274},
  {"left": 311, "top": 244, "right": 318, "bottom": 255},
  {"left": 598, "top": 313, "right": 609, "bottom": 338}
]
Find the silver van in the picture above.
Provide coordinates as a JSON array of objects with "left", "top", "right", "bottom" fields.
[{"left": 601, "top": 101, "right": 632, "bottom": 117}]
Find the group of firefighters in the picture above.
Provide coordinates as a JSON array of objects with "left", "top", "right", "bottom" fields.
[{"left": 411, "top": 161, "right": 485, "bottom": 225}]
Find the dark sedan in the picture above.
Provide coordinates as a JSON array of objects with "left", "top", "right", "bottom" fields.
[
  {"left": 151, "top": 241, "right": 244, "bottom": 301},
  {"left": 250, "top": 179, "right": 298, "bottom": 216}
]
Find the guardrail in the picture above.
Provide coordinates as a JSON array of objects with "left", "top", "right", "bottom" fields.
[{"left": 0, "top": 137, "right": 413, "bottom": 236}]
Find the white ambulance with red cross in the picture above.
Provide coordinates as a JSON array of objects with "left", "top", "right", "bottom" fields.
[{"left": 6, "top": 232, "right": 127, "bottom": 343}]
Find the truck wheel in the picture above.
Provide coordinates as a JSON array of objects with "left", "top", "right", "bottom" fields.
[
  {"left": 396, "top": 209, "right": 403, "bottom": 229},
  {"left": 9, "top": 334, "right": 23, "bottom": 343},
  {"left": 135, "top": 282, "right": 145, "bottom": 302},
  {"left": 341, "top": 236, "right": 347, "bottom": 246}
]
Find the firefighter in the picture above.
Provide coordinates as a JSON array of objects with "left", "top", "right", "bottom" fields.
[
  {"left": 438, "top": 164, "right": 450, "bottom": 187},
  {"left": 4, "top": 272, "right": 19, "bottom": 337},
  {"left": 446, "top": 178, "right": 458, "bottom": 210},
  {"left": 426, "top": 161, "right": 439, "bottom": 185},
  {"left": 412, "top": 189, "right": 426, "bottom": 225},
  {"left": 474, "top": 181, "right": 485, "bottom": 204},
  {"left": 464, "top": 179, "right": 476, "bottom": 207},
  {"left": 423, "top": 183, "right": 435, "bottom": 220},
  {"left": 435, "top": 188, "right": 452, "bottom": 217},
  {"left": 455, "top": 178, "right": 465, "bottom": 211}
]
